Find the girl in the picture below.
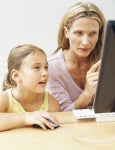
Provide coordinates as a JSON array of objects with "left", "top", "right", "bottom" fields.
[{"left": 0, "top": 44, "right": 60, "bottom": 131}]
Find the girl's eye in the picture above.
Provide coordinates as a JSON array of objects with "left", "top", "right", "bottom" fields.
[
  {"left": 45, "top": 66, "right": 48, "bottom": 70},
  {"left": 35, "top": 66, "right": 40, "bottom": 69}
]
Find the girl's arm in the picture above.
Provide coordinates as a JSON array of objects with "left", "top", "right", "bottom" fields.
[
  {"left": 48, "top": 94, "right": 60, "bottom": 112},
  {"left": 0, "top": 111, "right": 59, "bottom": 131},
  {"left": 0, "top": 92, "right": 59, "bottom": 131}
]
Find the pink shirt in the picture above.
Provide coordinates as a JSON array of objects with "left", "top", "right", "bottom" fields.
[{"left": 47, "top": 49, "right": 83, "bottom": 111}]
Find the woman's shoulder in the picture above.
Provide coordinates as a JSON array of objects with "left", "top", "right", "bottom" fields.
[
  {"left": 47, "top": 49, "right": 65, "bottom": 69},
  {"left": 47, "top": 49, "right": 63, "bottom": 62}
]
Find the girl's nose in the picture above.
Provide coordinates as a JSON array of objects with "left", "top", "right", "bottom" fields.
[{"left": 41, "top": 69, "right": 48, "bottom": 76}]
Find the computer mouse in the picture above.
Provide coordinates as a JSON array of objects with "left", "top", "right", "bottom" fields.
[{"left": 33, "top": 120, "right": 59, "bottom": 129}]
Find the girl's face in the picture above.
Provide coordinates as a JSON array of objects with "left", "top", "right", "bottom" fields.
[
  {"left": 17, "top": 51, "right": 49, "bottom": 93},
  {"left": 64, "top": 17, "right": 100, "bottom": 58}
]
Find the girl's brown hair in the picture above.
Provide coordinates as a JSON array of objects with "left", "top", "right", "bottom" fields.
[{"left": 2, "top": 44, "right": 45, "bottom": 91}]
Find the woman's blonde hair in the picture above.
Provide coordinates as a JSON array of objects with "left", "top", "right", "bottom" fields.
[
  {"left": 55, "top": 2, "right": 106, "bottom": 64},
  {"left": 2, "top": 44, "right": 45, "bottom": 91}
]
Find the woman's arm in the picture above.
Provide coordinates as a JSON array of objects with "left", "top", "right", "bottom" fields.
[
  {"left": 47, "top": 77, "right": 75, "bottom": 111},
  {"left": 47, "top": 60, "right": 100, "bottom": 111},
  {"left": 74, "top": 61, "right": 100, "bottom": 109}
]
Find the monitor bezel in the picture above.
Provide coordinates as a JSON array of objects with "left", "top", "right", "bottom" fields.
[{"left": 94, "top": 20, "right": 115, "bottom": 113}]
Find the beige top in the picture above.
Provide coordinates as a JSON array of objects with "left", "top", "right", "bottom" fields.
[{"left": 7, "top": 88, "right": 49, "bottom": 112}]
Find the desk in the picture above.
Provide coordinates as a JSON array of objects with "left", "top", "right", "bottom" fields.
[{"left": 0, "top": 111, "right": 115, "bottom": 150}]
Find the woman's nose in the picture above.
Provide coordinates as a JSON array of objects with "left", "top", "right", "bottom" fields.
[{"left": 81, "top": 35, "right": 89, "bottom": 45}]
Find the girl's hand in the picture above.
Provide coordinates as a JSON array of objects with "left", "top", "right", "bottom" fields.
[{"left": 24, "top": 111, "right": 59, "bottom": 130}]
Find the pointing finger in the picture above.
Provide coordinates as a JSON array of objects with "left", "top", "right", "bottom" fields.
[{"left": 88, "top": 60, "right": 101, "bottom": 73}]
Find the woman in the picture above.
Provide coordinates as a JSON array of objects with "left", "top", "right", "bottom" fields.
[{"left": 47, "top": 2, "right": 106, "bottom": 111}]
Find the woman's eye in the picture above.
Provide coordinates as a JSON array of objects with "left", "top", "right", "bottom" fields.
[
  {"left": 90, "top": 31, "right": 97, "bottom": 36},
  {"left": 74, "top": 31, "right": 82, "bottom": 36}
]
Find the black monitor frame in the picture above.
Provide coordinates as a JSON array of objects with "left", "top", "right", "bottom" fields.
[{"left": 94, "top": 20, "right": 115, "bottom": 113}]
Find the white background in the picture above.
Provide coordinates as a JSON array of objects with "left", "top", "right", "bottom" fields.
[{"left": 0, "top": 0, "right": 115, "bottom": 77}]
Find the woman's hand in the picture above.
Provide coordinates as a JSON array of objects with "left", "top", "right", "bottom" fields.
[
  {"left": 24, "top": 111, "right": 59, "bottom": 130},
  {"left": 74, "top": 60, "right": 101, "bottom": 109},
  {"left": 84, "top": 60, "right": 101, "bottom": 97}
]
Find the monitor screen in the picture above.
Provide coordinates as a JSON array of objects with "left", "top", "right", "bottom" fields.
[{"left": 94, "top": 20, "right": 115, "bottom": 113}]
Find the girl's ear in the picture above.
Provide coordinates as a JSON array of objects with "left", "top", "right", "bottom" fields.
[
  {"left": 63, "top": 26, "right": 69, "bottom": 38},
  {"left": 11, "top": 69, "right": 20, "bottom": 82}
]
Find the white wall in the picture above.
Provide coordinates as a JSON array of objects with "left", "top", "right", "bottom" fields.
[{"left": 0, "top": 0, "right": 115, "bottom": 77}]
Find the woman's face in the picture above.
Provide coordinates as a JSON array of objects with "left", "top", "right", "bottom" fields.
[{"left": 64, "top": 17, "right": 99, "bottom": 58}]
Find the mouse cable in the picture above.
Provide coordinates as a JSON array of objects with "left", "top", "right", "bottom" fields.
[{"left": 59, "top": 124, "right": 115, "bottom": 143}]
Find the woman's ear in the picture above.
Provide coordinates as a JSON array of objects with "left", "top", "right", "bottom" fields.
[
  {"left": 11, "top": 69, "right": 20, "bottom": 82},
  {"left": 63, "top": 26, "right": 69, "bottom": 38}
]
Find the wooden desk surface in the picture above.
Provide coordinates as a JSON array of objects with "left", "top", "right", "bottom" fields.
[{"left": 0, "top": 111, "right": 115, "bottom": 150}]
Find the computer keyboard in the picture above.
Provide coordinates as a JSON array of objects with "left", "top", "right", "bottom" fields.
[
  {"left": 72, "top": 109, "right": 115, "bottom": 122},
  {"left": 73, "top": 109, "right": 96, "bottom": 119}
]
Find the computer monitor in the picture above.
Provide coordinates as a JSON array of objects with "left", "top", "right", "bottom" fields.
[{"left": 94, "top": 20, "right": 115, "bottom": 113}]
